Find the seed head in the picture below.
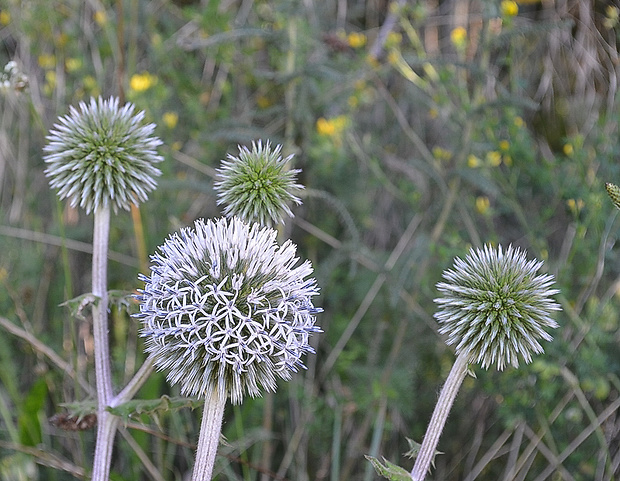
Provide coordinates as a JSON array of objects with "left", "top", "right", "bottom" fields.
[
  {"left": 434, "top": 244, "right": 560, "bottom": 370},
  {"left": 43, "top": 97, "right": 163, "bottom": 214},
  {"left": 214, "top": 140, "right": 303, "bottom": 226},
  {"left": 135, "top": 217, "right": 322, "bottom": 404}
]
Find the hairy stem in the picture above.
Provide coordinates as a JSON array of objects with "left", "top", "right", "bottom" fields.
[
  {"left": 410, "top": 351, "right": 469, "bottom": 481},
  {"left": 91, "top": 205, "right": 118, "bottom": 481},
  {"left": 192, "top": 388, "right": 226, "bottom": 481}
]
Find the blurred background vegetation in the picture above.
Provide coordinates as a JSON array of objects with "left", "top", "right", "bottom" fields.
[{"left": 0, "top": 0, "right": 619, "bottom": 480}]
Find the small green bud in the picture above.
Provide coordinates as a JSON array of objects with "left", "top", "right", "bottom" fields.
[{"left": 214, "top": 141, "right": 303, "bottom": 226}]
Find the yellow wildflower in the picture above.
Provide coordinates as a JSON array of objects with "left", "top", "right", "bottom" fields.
[
  {"left": 428, "top": 108, "right": 439, "bottom": 119},
  {"left": 56, "top": 32, "right": 69, "bottom": 48},
  {"left": 130, "top": 72, "right": 156, "bottom": 93},
  {"left": 604, "top": 6, "right": 619, "bottom": 29},
  {"left": 366, "top": 55, "right": 380, "bottom": 69},
  {"left": 316, "top": 115, "right": 348, "bottom": 137},
  {"left": 387, "top": 50, "right": 399, "bottom": 66},
  {"left": 476, "top": 196, "right": 490, "bottom": 215},
  {"left": 316, "top": 118, "right": 334, "bottom": 136},
  {"left": 347, "top": 32, "right": 367, "bottom": 48},
  {"left": 501, "top": 1, "right": 519, "bottom": 17},
  {"left": 432, "top": 146, "right": 452, "bottom": 161},
  {"left": 94, "top": 10, "right": 107, "bottom": 26},
  {"left": 162, "top": 112, "right": 178, "bottom": 129},
  {"left": 0, "top": 10, "right": 10, "bottom": 25},
  {"left": 45, "top": 70, "right": 56, "bottom": 87},
  {"left": 467, "top": 154, "right": 481, "bottom": 168},
  {"left": 450, "top": 27, "right": 467, "bottom": 49},
  {"left": 385, "top": 32, "right": 402, "bottom": 48},
  {"left": 566, "top": 198, "right": 584, "bottom": 216},
  {"left": 563, "top": 143, "right": 574, "bottom": 156},
  {"left": 65, "top": 58, "right": 82, "bottom": 73},
  {"left": 43, "top": 70, "right": 56, "bottom": 95},
  {"left": 499, "top": 140, "right": 510, "bottom": 151},
  {"left": 38, "top": 54, "right": 56, "bottom": 70},
  {"left": 486, "top": 150, "right": 502, "bottom": 167},
  {"left": 83, "top": 75, "right": 97, "bottom": 90},
  {"left": 256, "top": 95, "right": 272, "bottom": 109},
  {"left": 514, "top": 116, "right": 525, "bottom": 128}
]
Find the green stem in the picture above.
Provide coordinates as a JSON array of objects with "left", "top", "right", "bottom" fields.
[
  {"left": 192, "top": 388, "right": 226, "bottom": 481},
  {"left": 91, "top": 205, "right": 118, "bottom": 481},
  {"left": 410, "top": 351, "right": 469, "bottom": 481}
]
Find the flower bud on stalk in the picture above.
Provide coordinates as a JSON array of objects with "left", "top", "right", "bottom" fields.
[
  {"left": 136, "top": 216, "right": 322, "bottom": 479},
  {"left": 43, "top": 96, "right": 163, "bottom": 481},
  {"left": 214, "top": 140, "right": 303, "bottom": 226},
  {"left": 411, "top": 244, "right": 560, "bottom": 481}
]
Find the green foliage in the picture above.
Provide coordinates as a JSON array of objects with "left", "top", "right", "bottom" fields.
[{"left": 18, "top": 379, "right": 47, "bottom": 447}]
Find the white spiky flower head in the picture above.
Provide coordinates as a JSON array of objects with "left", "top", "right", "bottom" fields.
[
  {"left": 214, "top": 140, "right": 303, "bottom": 226},
  {"left": 43, "top": 96, "right": 163, "bottom": 214},
  {"left": 434, "top": 244, "right": 561, "bottom": 370},
  {"left": 136, "top": 216, "right": 322, "bottom": 404}
]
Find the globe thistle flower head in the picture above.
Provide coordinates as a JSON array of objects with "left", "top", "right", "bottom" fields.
[
  {"left": 434, "top": 244, "right": 560, "bottom": 371},
  {"left": 44, "top": 96, "right": 163, "bottom": 214},
  {"left": 135, "top": 217, "right": 322, "bottom": 404},
  {"left": 214, "top": 140, "right": 303, "bottom": 226}
]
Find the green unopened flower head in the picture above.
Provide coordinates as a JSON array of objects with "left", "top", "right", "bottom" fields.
[
  {"left": 434, "top": 244, "right": 560, "bottom": 370},
  {"left": 135, "top": 217, "right": 322, "bottom": 404},
  {"left": 44, "top": 96, "right": 163, "bottom": 214},
  {"left": 214, "top": 140, "right": 303, "bottom": 226}
]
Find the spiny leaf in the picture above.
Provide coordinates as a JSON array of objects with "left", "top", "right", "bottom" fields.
[
  {"left": 61, "top": 290, "right": 136, "bottom": 320},
  {"left": 106, "top": 395, "right": 204, "bottom": 422},
  {"left": 59, "top": 400, "right": 96, "bottom": 419},
  {"left": 364, "top": 455, "right": 412, "bottom": 481},
  {"left": 108, "top": 290, "right": 138, "bottom": 312},
  {"left": 60, "top": 396, "right": 203, "bottom": 424},
  {"left": 60, "top": 293, "right": 99, "bottom": 321},
  {"left": 404, "top": 438, "right": 422, "bottom": 459},
  {"left": 404, "top": 437, "right": 443, "bottom": 468}
]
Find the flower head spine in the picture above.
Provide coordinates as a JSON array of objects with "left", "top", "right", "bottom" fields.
[
  {"left": 434, "top": 244, "right": 560, "bottom": 370},
  {"left": 136, "top": 217, "right": 322, "bottom": 404}
]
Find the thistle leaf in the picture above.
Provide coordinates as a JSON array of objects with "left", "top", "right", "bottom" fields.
[
  {"left": 107, "top": 396, "right": 204, "bottom": 422},
  {"left": 364, "top": 455, "right": 412, "bottom": 481},
  {"left": 404, "top": 437, "right": 443, "bottom": 468}
]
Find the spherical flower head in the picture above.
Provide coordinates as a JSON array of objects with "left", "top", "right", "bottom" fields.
[
  {"left": 214, "top": 140, "right": 303, "bottom": 226},
  {"left": 434, "top": 244, "right": 560, "bottom": 370},
  {"left": 136, "top": 217, "right": 322, "bottom": 404},
  {"left": 43, "top": 96, "right": 163, "bottom": 214}
]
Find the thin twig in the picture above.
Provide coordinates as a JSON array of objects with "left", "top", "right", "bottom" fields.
[
  {"left": 0, "top": 225, "right": 139, "bottom": 267},
  {"left": 0, "top": 316, "right": 94, "bottom": 396}
]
